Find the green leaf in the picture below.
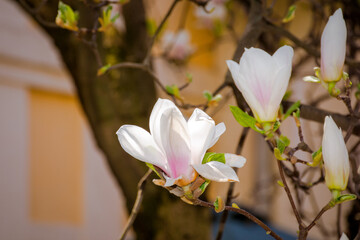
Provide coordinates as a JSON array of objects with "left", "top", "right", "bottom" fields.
[
  {"left": 214, "top": 196, "right": 225, "bottom": 213},
  {"left": 203, "top": 91, "right": 213, "bottom": 101},
  {"left": 274, "top": 148, "right": 286, "bottom": 160},
  {"left": 283, "top": 101, "right": 301, "bottom": 120},
  {"left": 98, "top": 6, "right": 120, "bottom": 32},
  {"left": 146, "top": 163, "right": 161, "bottom": 178},
  {"left": 202, "top": 152, "right": 226, "bottom": 164},
  {"left": 229, "top": 105, "right": 264, "bottom": 134},
  {"left": 308, "top": 147, "right": 322, "bottom": 167},
  {"left": 282, "top": 5, "right": 296, "bottom": 23},
  {"left": 335, "top": 194, "right": 357, "bottom": 204},
  {"left": 56, "top": 1, "right": 79, "bottom": 31},
  {"left": 186, "top": 73, "right": 193, "bottom": 83},
  {"left": 199, "top": 180, "right": 210, "bottom": 194},
  {"left": 272, "top": 121, "right": 281, "bottom": 132},
  {"left": 276, "top": 135, "right": 290, "bottom": 154},
  {"left": 146, "top": 19, "right": 157, "bottom": 36},
  {"left": 277, "top": 180, "right": 285, "bottom": 187},
  {"left": 165, "top": 84, "right": 181, "bottom": 99},
  {"left": 97, "top": 64, "right": 112, "bottom": 76},
  {"left": 282, "top": 90, "right": 292, "bottom": 101}
]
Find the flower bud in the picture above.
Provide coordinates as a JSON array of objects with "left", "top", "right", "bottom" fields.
[
  {"left": 320, "top": 9, "right": 347, "bottom": 82},
  {"left": 322, "top": 116, "right": 350, "bottom": 191}
]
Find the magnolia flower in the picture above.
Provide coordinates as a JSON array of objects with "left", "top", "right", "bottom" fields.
[
  {"left": 117, "top": 98, "right": 246, "bottom": 187},
  {"left": 162, "top": 30, "right": 195, "bottom": 61},
  {"left": 226, "top": 46, "right": 294, "bottom": 122},
  {"left": 320, "top": 8, "right": 347, "bottom": 82},
  {"left": 322, "top": 116, "right": 350, "bottom": 192}
]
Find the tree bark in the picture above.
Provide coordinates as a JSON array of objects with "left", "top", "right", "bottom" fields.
[{"left": 15, "top": 0, "right": 211, "bottom": 239}]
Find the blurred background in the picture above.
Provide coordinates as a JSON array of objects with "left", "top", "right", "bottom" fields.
[{"left": 0, "top": 0, "right": 359, "bottom": 239}]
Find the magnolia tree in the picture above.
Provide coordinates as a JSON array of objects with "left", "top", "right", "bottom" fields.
[{"left": 17, "top": 0, "right": 360, "bottom": 239}]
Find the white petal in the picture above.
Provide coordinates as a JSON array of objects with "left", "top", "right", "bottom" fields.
[
  {"left": 225, "top": 153, "right": 246, "bottom": 168},
  {"left": 321, "top": 8, "right": 347, "bottom": 82},
  {"left": 227, "top": 59, "right": 266, "bottom": 121},
  {"left": 267, "top": 45, "right": 293, "bottom": 120},
  {"left": 149, "top": 98, "right": 179, "bottom": 150},
  {"left": 272, "top": 45, "right": 294, "bottom": 68},
  {"left": 209, "top": 122, "right": 226, "bottom": 148},
  {"left": 160, "top": 108, "right": 192, "bottom": 179},
  {"left": 116, "top": 125, "right": 166, "bottom": 169},
  {"left": 193, "top": 161, "right": 239, "bottom": 182},
  {"left": 188, "top": 108, "right": 216, "bottom": 165},
  {"left": 164, "top": 175, "right": 178, "bottom": 187}
]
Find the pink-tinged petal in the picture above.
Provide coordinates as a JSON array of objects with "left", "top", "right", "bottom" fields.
[
  {"left": 188, "top": 108, "right": 216, "bottom": 165},
  {"left": 226, "top": 59, "right": 266, "bottom": 121},
  {"left": 320, "top": 9, "right": 347, "bottom": 82},
  {"left": 116, "top": 125, "right": 166, "bottom": 170},
  {"left": 224, "top": 153, "right": 246, "bottom": 168},
  {"left": 322, "top": 116, "right": 350, "bottom": 191},
  {"left": 149, "top": 98, "right": 179, "bottom": 150},
  {"left": 160, "top": 108, "right": 192, "bottom": 179},
  {"left": 193, "top": 161, "right": 239, "bottom": 182}
]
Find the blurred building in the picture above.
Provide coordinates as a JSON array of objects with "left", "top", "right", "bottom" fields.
[{"left": 0, "top": 1, "right": 129, "bottom": 239}]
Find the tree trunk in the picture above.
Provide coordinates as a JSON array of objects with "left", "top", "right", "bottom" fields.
[{"left": 15, "top": 0, "right": 211, "bottom": 239}]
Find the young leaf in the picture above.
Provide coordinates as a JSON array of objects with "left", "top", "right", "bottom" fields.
[
  {"left": 283, "top": 101, "right": 300, "bottom": 120},
  {"left": 186, "top": 73, "right": 193, "bottom": 83},
  {"left": 203, "top": 90, "right": 213, "bottom": 101},
  {"left": 146, "top": 19, "right": 157, "bottom": 36},
  {"left": 214, "top": 196, "right": 225, "bottom": 213},
  {"left": 335, "top": 194, "right": 357, "bottom": 204},
  {"left": 98, "top": 6, "right": 119, "bottom": 32},
  {"left": 97, "top": 64, "right": 112, "bottom": 76},
  {"left": 165, "top": 84, "right": 182, "bottom": 100},
  {"left": 282, "top": 5, "right": 296, "bottom": 23},
  {"left": 199, "top": 180, "right": 210, "bottom": 194},
  {"left": 274, "top": 148, "right": 286, "bottom": 161},
  {"left": 230, "top": 105, "right": 265, "bottom": 134},
  {"left": 277, "top": 180, "right": 285, "bottom": 187},
  {"left": 202, "top": 152, "right": 226, "bottom": 164},
  {"left": 308, "top": 147, "right": 322, "bottom": 167},
  {"left": 55, "top": 1, "right": 79, "bottom": 31}
]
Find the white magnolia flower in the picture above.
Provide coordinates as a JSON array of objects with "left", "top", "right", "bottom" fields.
[
  {"left": 117, "top": 98, "right": 246, "bottom": 187},
  {"left": 320, "top": 8, "right": 347, "bottom": 82},
  {"left": 162, "top": 30, "right": 195, "bottom": 61},
  {"left": 226, "top": 46, "right": 294, "bottom": 122},
  {"left": 322, "top": 116, "right": 350, "bottom": 191}
]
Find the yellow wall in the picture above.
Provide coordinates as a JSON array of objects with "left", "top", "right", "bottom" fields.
[{"left": 29, "top": 90, "right": 84, "bottom": 225}]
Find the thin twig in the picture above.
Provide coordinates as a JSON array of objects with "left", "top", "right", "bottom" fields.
[
  {"left": 108, "top": 62, "right": 167, "bottom": 92},
  {"left": 276, "top": 160, "right": 304, "bottom": 226},
  {"left": 193, "top": 199, "right": 283, "bottom": 240},
  {"left": 143, "top": 0, "right": 180, "bottom": 65},
  {"left": 215, "top": 128, "right": 249, "bottom": 240},
  {"left": 119, "top": 169, "right": 153, "bottom": 240},
  {"left": 305, "top": 202, "right": 332, "bottom": 232}
]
